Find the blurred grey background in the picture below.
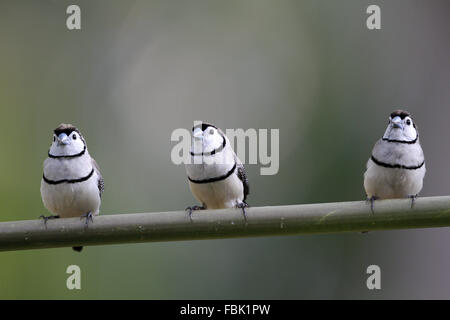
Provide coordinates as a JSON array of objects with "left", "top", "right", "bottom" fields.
[{"left": 0, "top": 0, "right": 450, "bottom": 299}]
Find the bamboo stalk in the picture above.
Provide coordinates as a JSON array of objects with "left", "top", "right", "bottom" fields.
[{"left": 1, "top": 196, "right": 450, "bottom": 251}]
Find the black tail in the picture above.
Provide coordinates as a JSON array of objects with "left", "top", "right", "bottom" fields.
[{"left": 72, "top": 246, "right": 83, "bottom": 252}]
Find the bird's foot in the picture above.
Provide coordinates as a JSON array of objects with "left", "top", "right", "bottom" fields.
[
  {"left": 81, "top": 212, "right": 94, "bottom": 226},
  {"left": 366, "top": 196, "right": 378, "bottom": 214},
  {"left": 185, "top": 205, "right": 205, "bottom": 221},
  {"left": 236, "top": 201, "right": 249, "bottom": 224},
  {"left": 39, "top": 214, "right": 59, "bottom": 227},
  {"left": 408, "top": 194, "right": 418, "bottom": 209}
]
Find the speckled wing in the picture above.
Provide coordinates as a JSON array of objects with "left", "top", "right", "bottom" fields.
[
  {"left": 91, "top": 157, "right": 104, "bottom": 197},
  {"left": 235, "top": 156, "right": 249, "bottom": 202}
]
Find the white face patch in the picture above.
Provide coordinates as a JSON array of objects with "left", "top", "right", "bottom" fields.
[
  {"left": 193, "top": 127, "right": 203, "bottom": 139},
  {"left": 203, "top": 127, "right": 223, "bottom": 151},
  {"left": 49, "top": 131, "right": 86, "bottom": 157},
  {"left": 383, "top": 116, "right": 417, "bottom": 142},
  {"left": 191, "top": 126, "right": 224, "bottom": 154}
]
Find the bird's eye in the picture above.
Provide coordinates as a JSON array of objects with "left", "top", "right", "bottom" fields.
[
  {"left": 406, "top": 119, "right": 411, "bottom": 126},
  {"left": 72, "top": 134, "right": 77, "bottom": 140},
  {"left": 209, "top": 129, "right": 214, "bottom": 135},
  {"left": 53, "top": 136, "right": 56, "bottom": 142}
]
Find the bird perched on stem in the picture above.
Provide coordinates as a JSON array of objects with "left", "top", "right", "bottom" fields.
[
  {"left": 185, "top": 122, "right": 249, "bottom": 221},
  {"left": 364, "top": 110, "right": 425, "bottom": 211},
  {"left": 40, "top": 123, "right": 104, "bottom": 252}
]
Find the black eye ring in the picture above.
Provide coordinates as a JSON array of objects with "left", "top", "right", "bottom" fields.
[
  {"left": 72, "top": 134, "right": 77, "bottom": 140},
  {"left": 406, "top": 119, "right": 411, "bottom": 126}
]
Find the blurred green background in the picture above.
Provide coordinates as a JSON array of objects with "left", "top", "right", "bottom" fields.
[{"left": 1, "top": 0, "right": 450, "bottom": 299}]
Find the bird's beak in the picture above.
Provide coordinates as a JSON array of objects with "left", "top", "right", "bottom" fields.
[
  {"left": 57, "top": 133, "right": 70, "bottom": 145},
  {"left": 193, "top": 128, "right": 203, "bottom": 140},
  {"left": 391, "top": 117, "right": 403, "bottom": 129}
]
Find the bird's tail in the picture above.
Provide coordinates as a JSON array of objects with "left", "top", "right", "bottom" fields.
[{"left": 72, "top": 246, "right": 83, "bottom": 252}]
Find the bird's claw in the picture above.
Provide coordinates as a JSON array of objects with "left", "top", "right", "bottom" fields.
[
  {"left": 39, "top": 214, "right": 59, "bottom": 227},
  {"left": 81, "top": 212, "right": 93, "bottom": 226},
  {"left": 408, "top": 194, "right": 418, "bottom": 208},
  {"left": 236, "top": 202, "right": 249, "bottom": 224},
  {"left": 366, "top": 196, "right": 378, "bottom": 214},
  {"left": 185, "top": 205, "right": 205, "bottom": 221}
]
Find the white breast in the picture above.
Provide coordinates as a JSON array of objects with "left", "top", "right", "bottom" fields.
[
  {"left": 372, "top": 139, "right": 424, "bottom": 168},
  {"left": 364, "top": 158, "right": 426, "bottom": 199},
  {"left": 185, "top": 142, "right": 245, "bottom": 209},
  {"left": 40, "top": 154, "right": 101, "bottom": 218},
  {"left": 43, "top": 154, "right": 92, "bottom": 181},
  {"left": 189, "top": 172, "right": 244, "bottom": 209},
  {"left": 186, "top": 146, "right": 236, "bottom": 181}
]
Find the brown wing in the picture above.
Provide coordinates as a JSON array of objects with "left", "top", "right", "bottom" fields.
[{"left": 91, "top": 157, "right": 104, "bottom": 197}]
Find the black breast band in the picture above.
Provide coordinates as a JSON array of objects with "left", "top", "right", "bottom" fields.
[
  {"left": 43, "top": 168, "right": 94, "bottom": 185},
  {"left": 190, "top": 135, "right": 226, "bottom": 157},
  {"left": 48, "top": 145, "right": 86, "bottom": 159},
  {"left": 381, "top": 136, "right": 418, "bottom": 144},
  {"left": 188, "top": 162, "right": 237, "bottom": 184},
  {"left": 371, "top": 155, "right": 424, "bottom": 170}
]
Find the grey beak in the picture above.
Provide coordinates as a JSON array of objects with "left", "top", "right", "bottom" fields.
[
  {"left": 392, "top": 122, "right": 402, "bottom": 129},
  {"left": 57, "top": 133, "right": 70, "bottom": 145}
]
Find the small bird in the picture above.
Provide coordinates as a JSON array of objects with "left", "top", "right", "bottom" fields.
[
  {"left": 364, "top": 110, "right": 425, "bottom": 210},
  {"left": 185, "top": 122, "right": 249, "bottom": 219},
  {"left": 40, "top": 124, "right": 104, "bottom": 252}
]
